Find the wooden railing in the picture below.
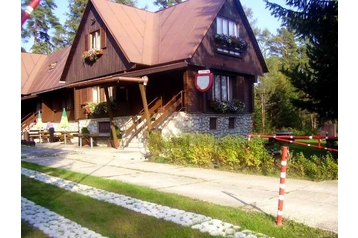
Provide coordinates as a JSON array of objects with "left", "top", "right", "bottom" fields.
[
  {"left": 122, "top": 97, "right": 163, "bottom": 147},
  {"left": 121, "top": 91, "right": 184, "bottom": 148},
  {"left": 21, "top": 110, "right": 40, "bottom": 132},
  {"left": 150, "top": 91, "right": 184, "bottom": 129}
]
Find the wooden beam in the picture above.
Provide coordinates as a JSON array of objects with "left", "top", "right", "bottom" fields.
[
  {"left": 104, "top": 86, "right": 119, "bottom": 149},
  {"left": 139, "top": 82, "right": 151, "bottom": 132}
]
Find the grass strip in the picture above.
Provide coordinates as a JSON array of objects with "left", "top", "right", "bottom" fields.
[
  {"left": 22, "top": 176, "right": 214, "bottom": 238},
  {"left": 21, "top": 161, "right": 337, "bottom": 238}
]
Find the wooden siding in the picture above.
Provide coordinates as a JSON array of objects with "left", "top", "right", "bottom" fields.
[
  {"left": 64, "top": 6, "right": 134, "bottom": 85},
  {"left": 184, "top": 69, "right": 202, "bottom": 113},
  {"left": 191, "top": 0, "right": 264, "bottom": 76},
  {"left": 74, "top": 89, "right": 82, "bottom": 120}
]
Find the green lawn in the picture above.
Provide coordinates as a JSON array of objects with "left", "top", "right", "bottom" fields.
[
  {"left": 264, "top": 138, "right": 338, "bottom": 160},
  {"left": 21, "top": 161, "right": 337, "bottom": 238}
]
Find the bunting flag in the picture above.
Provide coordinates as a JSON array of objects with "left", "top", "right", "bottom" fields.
[
  {"left": 59, "top": 108, "right": 69, "bottom": 129},
  {"left": 36, "top": 111, "right": 44, "bottom": 129}
]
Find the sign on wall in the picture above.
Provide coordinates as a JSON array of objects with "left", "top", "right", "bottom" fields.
[{"left": 195, "top": 71, "right": 213, "bottom": 92}]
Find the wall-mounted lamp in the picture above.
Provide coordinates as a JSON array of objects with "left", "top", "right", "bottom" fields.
[{"left": 91, "top": 18, "right": 96, "bottom": 23}]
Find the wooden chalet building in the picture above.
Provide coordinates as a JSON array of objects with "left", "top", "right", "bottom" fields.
[{"left": 21, "top": 0, "right": 268, "bottom": 148}]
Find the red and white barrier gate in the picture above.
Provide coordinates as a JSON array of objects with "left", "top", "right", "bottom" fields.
[
  {"left": 21, "top": 0, "right": 40, "bottom": 26},
  {"left": 247, "top": 134, "right": 338, "bottom": 153},
  {"left": 277, "top": 146, "right": 289, "bottom": 225}
]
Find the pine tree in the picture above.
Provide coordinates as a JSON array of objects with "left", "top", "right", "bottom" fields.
[
  {"left": 21, "top": 0, "right": 64, "bottom": 54},
  {"left": 64, "top": 0, "right": 137, "bottom": 46},
  {"left": 264, "top": 0, "right": 338, "bottom": 121},
  {"left": 153, "top": 0, "right": 184, "bottom": 10}
]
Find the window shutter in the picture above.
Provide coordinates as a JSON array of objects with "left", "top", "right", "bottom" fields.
[
  {"left": 100, "top": 28, "right": 107, "bottom": 49},
  {"left": 84, "top": 34, "right": 89, "bottom": 50}
]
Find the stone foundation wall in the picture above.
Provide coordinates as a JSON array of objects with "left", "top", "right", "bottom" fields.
[
  {"left": 159, "top": 112, "right": 252, "bottom": 138},
  {"left": 77, "top": 112, "right": 252, "bottom": 139}
]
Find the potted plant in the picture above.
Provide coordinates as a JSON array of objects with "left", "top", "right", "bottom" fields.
[
  {"left": 80, "top": 127, "right": 91, "bottom": 146},
  {"left": 109, "top": 125, "right": 122, "bottom": 149}
]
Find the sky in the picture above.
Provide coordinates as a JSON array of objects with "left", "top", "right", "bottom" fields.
[{"left": 21, "top": 0, "right": 286, "bottom": 51}]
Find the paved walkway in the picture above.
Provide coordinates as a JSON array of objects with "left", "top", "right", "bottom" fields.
[{"left": 21, "top": 142, "right": 338, "bottom": 234}]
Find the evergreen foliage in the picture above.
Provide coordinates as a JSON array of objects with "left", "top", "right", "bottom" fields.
[
  {"left": 21, "top": 0, "right": 64, "bottom": 53},
  {"left": 153, "top": 0, "right": 184, "bottom": 9},
  {"left": 264, "top": 0, "right": 338, "bottom": 121}
]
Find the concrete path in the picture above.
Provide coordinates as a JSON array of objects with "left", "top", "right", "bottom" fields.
[{"left": 21, "top": 142, "right": 338, "bottom": 234}]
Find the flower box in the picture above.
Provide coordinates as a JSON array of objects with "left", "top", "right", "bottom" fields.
[
  {"left": 82, "top": 49, "right": 103, "bottom": 62},
  {"left": 213, "top": 34, "right": 248, "bottom": 53},
  {"left": 210, "top": 99, "right": 245, "bottom": 113}
]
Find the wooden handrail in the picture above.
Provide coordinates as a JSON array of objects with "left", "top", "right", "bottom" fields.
[
  {"left": 21, "top": 109, "right": 41, "bottom": 132},
  {"left": 121, "top": 91, "right": 184, "bottom": 148},
  {"left": 122, "top": 97, "right": 163, "bottom": 147},
  {"left": 151, "top": 91, "right": 184, "bottom": 129}
]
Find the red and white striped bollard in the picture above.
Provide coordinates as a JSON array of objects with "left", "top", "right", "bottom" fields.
[{"left": 277, "top": 146, "right": 289, "bottom": 225}]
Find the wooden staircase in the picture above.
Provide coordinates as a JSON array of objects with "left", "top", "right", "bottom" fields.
[
  {"left": 21, "top": 110, "right": 40, "bottom": 135},
  {"left": 121, "top": 91, "right": 184, "bottom": 149}
]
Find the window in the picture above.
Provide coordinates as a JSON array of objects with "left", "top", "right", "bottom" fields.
[
  {"left": 90, "top": 30, "right": 101, "bottom": 50},
  {"left": 216, "top": 17, "right": 242, "bottom": 56},
  {"left": 229, "top": 117, "right": 235, "bottom": 129},
  {"left": 85, "top": 28, "right": 106, "bottom": 51},
  {"left": 209, "top": 118, "right": 217, "bottom": 130},
  {"left": 92, "top": 86, "right": 114, "bottom": 103},
  {"left": 61, "top": 97, "right": 73, "bottom": 110},
  {"left": 216, "top": 17, "right": 239, "bottom": 37},
  {"left": 212, "top": 74, "right": 233, "bottom": 102},
  {"left": 92, "top": 87, "right": 100, "bottom": 103},
  {"left": 98, "top": 121, "right": 111, "bottom": 133}
]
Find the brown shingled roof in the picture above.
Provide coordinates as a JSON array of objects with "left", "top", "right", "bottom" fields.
[
  {"left": 21, "top": 52, "right": 47, "bottom": 95},
  {"left": 92, "top": 0, "right": 225, "bottom": 65},
  {"left": 21, "top": 46, "right": 71, "bottom": 96}
]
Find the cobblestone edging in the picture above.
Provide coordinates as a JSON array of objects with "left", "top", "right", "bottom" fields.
[{"left": 22, "top": 168, "right": 271, "bottom": 238}]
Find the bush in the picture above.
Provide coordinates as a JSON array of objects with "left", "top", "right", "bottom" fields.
[
  {"left": 81, "top": 127, "right": 90, "bottom": 134},
  {"left": 146, "top": 133, "right": 338, "bottom": 181}
]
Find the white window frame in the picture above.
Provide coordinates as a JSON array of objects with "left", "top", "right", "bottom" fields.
[
  {"left": 212, "top": 75, "right": 233, "bottom": 102},
  {"left": 92, "top": 86, "right": 114, "bottom": 103},
  {"left": 216, "top": 16, "right": 240, "bottom": 56},
  {"left": 90, "top": 30, "right": 101, "bottom": 50},
  {"left": 216, "top": 17, "right": 239, "bottom": 36},
  {"left": 92, "top": 87, "right": 100, "bottom": 103}
]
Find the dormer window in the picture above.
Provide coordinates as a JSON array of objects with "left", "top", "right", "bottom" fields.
[
  {"left": 90, "top": 30, "right": 101, "bottom": 50},
  {"left": 215, "top": 17, "right": 248, "bottom": 56},
  {"left": 48, "top": 62, "right": 57, "bottom": 71},
  {"left": 83, "top": 28, "right": 107, "bottom": 62},
  {"left": 216, "top": 17, "right": 239, "bottom": 38},
  {"left": 84, "top": 28, "right": 107, "bottom": 51}
]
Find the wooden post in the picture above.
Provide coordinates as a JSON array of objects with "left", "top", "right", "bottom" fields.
[
  {"left": 139, "top": 83, "right": 151, "bottom": 132},
  {"left": 104, "top": 86, "right": 119, "bottom": 149}
]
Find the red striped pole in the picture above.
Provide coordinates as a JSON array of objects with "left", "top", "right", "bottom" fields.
[
  {"left": 277, "top": 146, "right": 289, "bottom": 225},
  {"left": 21, "top": 0, "right": 40, "bottom": 27}
]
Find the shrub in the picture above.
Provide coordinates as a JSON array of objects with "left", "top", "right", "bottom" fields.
[
  {"left": 147, "top": 130, "right": 164, "bottom": 159},
  {"left": 146, "top": 133, "right": 338, "bottom": 181},
  {"left": 81, "top": 127, "right": 90, "bottom": 134}
]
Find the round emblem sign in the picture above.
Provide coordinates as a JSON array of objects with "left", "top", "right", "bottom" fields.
[{"left": 195, "top": 73, "right": 213, "bottom": 92}]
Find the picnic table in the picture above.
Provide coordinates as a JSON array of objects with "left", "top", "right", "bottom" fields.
[{"left": 28, "top": 130, "right": 78, "bottom": 144}]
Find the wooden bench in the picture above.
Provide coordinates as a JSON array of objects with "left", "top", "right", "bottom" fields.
[
  {"left": 56, "top": 131, "right": 78, "bottom": 144},
  {"left": 75, "top": 133, "right": 109, "bottom": 148},
  {"left": 28, "top": 130, "right": 49, "bottom": 143}
]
